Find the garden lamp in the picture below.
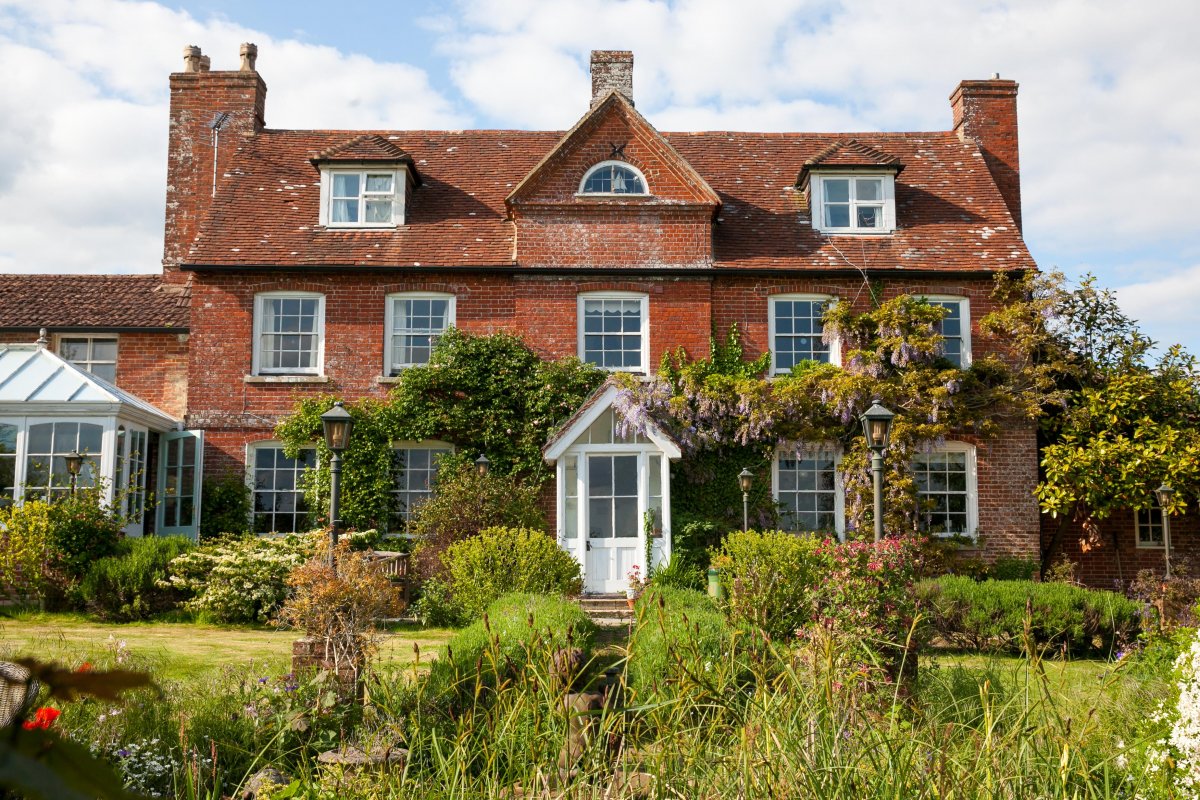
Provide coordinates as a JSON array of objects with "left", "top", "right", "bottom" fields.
[
  {"left": 320, "top": 402, "right": 354, "bottom": 571},
  {"left": 1156, "top": 483, "right": 1175, "bottom": 579},
  {"left": 64, "top": 450, "right": 83, "bottom": 496},
  {"left": 859, "top": 400, "right": 896, "bottom": 543},
  {"left": 475, "top": 454, "right": 491, "bottom": 477},
  {"left": 738, "top": 467, "right": 754, "bottom": 531}
]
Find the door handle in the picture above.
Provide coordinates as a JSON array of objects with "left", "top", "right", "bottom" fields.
[{"left": 585, "top": 541, "right": 591, "bottom": 551}]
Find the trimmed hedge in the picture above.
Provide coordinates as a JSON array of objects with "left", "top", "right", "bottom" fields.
[
  {"left": 628, "top": 586, "right": 730, "bottom": 698},
  {"left": 80, "top": 536, "right": 195, "bottom": 621},
  {"left": 917, "top": 576, "right": 1142, "bottom": 655}
]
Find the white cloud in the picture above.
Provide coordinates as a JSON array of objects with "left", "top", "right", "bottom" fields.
[
  {"left": 1115, "top": 265, "right": 1200, "bottom": 351},
  {"left": 0, "top": 0, "right": 466, "bottom": 274}
]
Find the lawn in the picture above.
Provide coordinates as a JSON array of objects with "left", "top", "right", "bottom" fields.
[{"left": 0, "top": 612, "right": 456, "bottom": 681}]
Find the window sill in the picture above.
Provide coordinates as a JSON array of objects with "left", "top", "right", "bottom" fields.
[
  {"left": 244, "top": 375, "right": 330, "bottom": 384},
  {"left": 814, "top": 228, "right": 895, "bottom": 236},
  {"left": 320, "top": 224, "right": 398, "bottom": 230},
  {"left": 376, "top": 375, "right": 403, "bottom": 384}
]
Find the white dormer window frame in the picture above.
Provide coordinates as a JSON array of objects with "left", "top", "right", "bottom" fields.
[
  {"left": 577, "top": 161, "right": 650, "bottom": 196},
  {"left": 318, "top": 166, "right": 408, "bottom": 228},
  {"left": 810, "top": 172, "right": 896, "bottom": 234}
]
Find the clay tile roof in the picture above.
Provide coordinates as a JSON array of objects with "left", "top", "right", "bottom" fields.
[
  {"left": 797, "top": 139, "right": 904, "bottom": 188},
  {"left": 0, "top": 274, "right": 189, "bottom": 330},
  {"left": 310, "top": 134, "right": 421, "bottom": 184}
]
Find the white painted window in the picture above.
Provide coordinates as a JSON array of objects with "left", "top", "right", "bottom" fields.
[
  {"left": 0, "top": 422, "right": 17, "bottom": 507},
  {"left": 391, "top": 443, "right": 453, "bottom": 532},
  {"left": 921, "top": 295, "right": 971, "bottom": 368},
  {"left": 911, "top": 442, "right": 977, "bottom": 537},
  {"left": 578, "top": 161, "right": 648, "bottom": 195},
  {"left": 1136, "top": 504, "right": 1165, "bottom": 548},
  {"left": 578, "top": 292, "right": 649, "bottom": 372},
  {"left": 248, "top": 442, "right": 315, "bottom": 533},
  {"left": 319, "top": 169, "right": 404, "bottom": 227},
  {"left": 385, "top": 293, "right": 455, "bottom": 373},
  {"left": 811, "top": 173, "right": 896, "bottom": 233},
  {"left": 24, "top": 421, "right": 103, "bottom": 501},
  {"left": 58, "top": 336, "right": 118, "bottom": 383},
  {"left": 769, "top": 294, "right": 839, "bottom": 374},
  {"left": 773, "top": 446, "right": 843, "bottom": 537},
  {"left": 253, "top": 292, "right": 324, "bottom": 376}
]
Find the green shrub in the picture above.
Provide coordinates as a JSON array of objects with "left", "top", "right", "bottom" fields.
[
  {"left": 426, "top": 592, "right": 595, "bottom": 703},
  {"left": 986, "top": 557, "right": 1040, "bottom": 581},
  {"left": 628, "top": 586, "right": 730, "bottom": 698},
  {"left": 918, "top": 576, "right": 1142, "bottom": 655},
  {"left": 199, "top": 476, "right": 251, "bottom": 539},
  {"left": 48, "top": 489, "right": 124, "bottom": 578},
  {"left": 714, "top": 530, "right": 825, "bottom": 640},
  {"left": 430, "top": 526, "right": 582, "bottom": 625},
  {"left": 166, "top": 533, "right": 316, "bottom": 624},
  {"left": 648, "top": 554, "right": 705, "bottom": 592},
  {"left": 0, "top": 500, "right": 56, "bottom": 604},
  {"left": 650, "top": 519, "right": 721, "bottom": 592},
  {"left": 80, "top": 536, "right": 195, "bottom": 621}
]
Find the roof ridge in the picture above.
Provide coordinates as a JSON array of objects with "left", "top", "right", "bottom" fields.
[{"left": 805, "top": 138, "right": 903, "bottom": 167}]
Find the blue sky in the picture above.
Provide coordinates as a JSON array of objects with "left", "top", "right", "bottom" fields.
[{"left": 1, "top": 0, "right": 1197, "bottom": 353}]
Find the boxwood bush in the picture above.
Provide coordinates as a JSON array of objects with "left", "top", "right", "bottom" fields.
[
  {"left": 628, "top": 586, "right": 730, "bottom": 698},
  {"left": 80, "top": 535, "right": 195, "bottom": 621},
  {"left": 917, "top": 576, "right": 1142, "bottom": 655}
]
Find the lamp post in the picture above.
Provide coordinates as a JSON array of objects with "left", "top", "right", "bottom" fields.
[
  {"left": 1156, "top": 483, "right": 1175, "bottom": 579},
  {"left": 738, "top": 468, "right": 754, "bottom": 532},
  {"left": 64, "top": 450, "right": 83, "bottom": 496},
  {"left": 320, "top": 402, "right": 354, "bottom": 571},
  {"left": 859, "top": 400, "right": 896, "bottom": 543},
  {"left": 475, "top": 454, "right": 490, "bottom": 477}
]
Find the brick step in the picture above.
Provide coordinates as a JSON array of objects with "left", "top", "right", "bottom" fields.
[{"left": 576, "top": 594, "right": 635, "bottom": 627}]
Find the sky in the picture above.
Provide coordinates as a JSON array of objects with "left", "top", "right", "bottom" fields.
[{"left": 0, "top": 0, "right": 1196, "bottom": 352}]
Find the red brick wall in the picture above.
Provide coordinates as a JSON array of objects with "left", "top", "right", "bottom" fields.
[
  {"left": 515, "top": 206, "right": 713, "bottom": 268},
  {"left": 951, "top": 79, "right": 1021, "bottom": 230},
  {"left": 1042, "top": 510, "right": 1200, "bottom": 589}
]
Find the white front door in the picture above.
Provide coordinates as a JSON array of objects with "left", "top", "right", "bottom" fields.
[{"left": 584, "top": 454, "right": 641, "bottom": 593}]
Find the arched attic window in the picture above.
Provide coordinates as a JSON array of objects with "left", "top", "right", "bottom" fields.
[{"left": 578, "top": 161, "right": 648, "bottom": 195}]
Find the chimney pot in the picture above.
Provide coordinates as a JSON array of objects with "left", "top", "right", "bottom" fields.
[
  {"left": 590, "top": 50, "right": 634, "bottom": 107},
  {"left": 198, "top": 55, "right": 211, "bottom": 72},
  {"left": 182, "top": 45, "right": 202, "bottom": 72},
  {"left": 991, "top": 72, "right": 1000, "bottom": 79},
  {"left": 240, "top": 42, "right": 258, "bottom": 72}
]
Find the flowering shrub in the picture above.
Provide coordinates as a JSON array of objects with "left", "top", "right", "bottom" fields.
[
  {"left": 1170, "top": 630, "right": 1200, "bottom": 796},
  {"left": 166, "top": 533, "right": 316, "bottom": 623}
]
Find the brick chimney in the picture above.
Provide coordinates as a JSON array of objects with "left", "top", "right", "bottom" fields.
[
  {"left": 163, "top": 43, "right": 267, "bottom": 281},
  {"left": 591, "top": 50, "right": 633, "bottom": 106},
  {"left": 950, "top": 75, "right": 1021, "bottom": 231}
]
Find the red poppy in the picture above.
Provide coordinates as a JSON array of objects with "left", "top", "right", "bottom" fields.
[
  {"left": 22, "top": 707, "right": 61, "bottom": 730},
  {"left": 77, "top": 662, "right": 93, "bottom": 672}
]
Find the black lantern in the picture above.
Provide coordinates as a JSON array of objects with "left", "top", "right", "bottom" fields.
[
  {"left": 1156, "top": 483, "right": 1175, "bottom": 579},
  {"left": 475, "top": 454, "right": 491, "bottom": 477},
  {"left": 859, "top": 400, "right": 895, "bottom": 453},
  {"left": 1155, "top": 483, "right": 1175, "bottom": 509},
  {"left": 320, "top": 402, "right": 354, "bottom": 453},
  {"left": 64, "top": 450, "right": 84, "bottom": 496},
  {"left": 738, "top": 468, "right": 754, "bottom": 531}
]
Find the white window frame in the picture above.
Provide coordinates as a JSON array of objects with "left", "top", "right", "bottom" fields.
[
  {"left": 810, "top": 172, "right": 896, "bottom": 234},
  {"left": 768, "top": 294, "right": 840, "bottom": 375},
  {"left": 772, "top": 445, "right": 845, "bottom": 539},
  {"left": 252, "top": 292, "right": 325, "bottom": 376},
  {"left": 245, "top": 440, "right": 316, "bottom": 534},
  {"left": 577, "top": 160, "right": 650, "bottom": 196},
  {"left": 57, "top": 334, "right": 119, "bottom": 383},
  {"left": 1136, "top": 504, "right": 1165, "bottom": 549},
  {"left": 911, "top": 441, "right": 978, "bottom": 538},
  {"left": 920, "top": 295, "right": 972, "bottom": 368},
  {"left": 390, "top": 440, "right": 455, "bottom": 533},
  {"left": 384, "top": 292, "right": 456, "bottom": 374},
  {"left": 318, "top": 167, "right": 406, "bottom": 228},
  {"left": 577, "top": 291, "right": 650, "bottom": 373}
]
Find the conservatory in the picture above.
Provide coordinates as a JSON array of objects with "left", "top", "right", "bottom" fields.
[{"left": 0, "top": 343, "right": 197, "bottom": 537}]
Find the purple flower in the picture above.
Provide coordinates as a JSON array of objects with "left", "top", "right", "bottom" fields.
[
  {"left": 258, "top": 677, "right": 269, "bottom": 684},
  {"left": 117, "top": 749, "right": 130, "bottom": 758}
]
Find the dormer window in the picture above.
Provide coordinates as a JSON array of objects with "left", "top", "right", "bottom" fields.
[
  {"left": 579, "top": 161, "right": 648, "bottom": 195},
  {"left": 810, "top": 173, "right": 896, "bottom": 233},
  {"left": 321, "top": 170, "right": 402, "bottom": 227}
]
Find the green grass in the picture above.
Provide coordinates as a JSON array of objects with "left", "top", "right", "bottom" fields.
[{"left": 0, "top": 611, "right": 456, "bottom": 681}]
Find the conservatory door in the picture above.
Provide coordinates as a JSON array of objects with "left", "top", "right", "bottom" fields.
[{"left": 584, "top": 454, "right": 641, "bottom": 594}]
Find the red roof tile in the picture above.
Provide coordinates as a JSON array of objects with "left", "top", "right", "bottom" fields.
[
  {"left": 186, "top": 123, "right": 1035, "bottom": 274},
  {"left": 0, "top": 274, "right": 189, "bottom": 330},
  {"left": 803, "top": 138, "right": 903, "bottom": 171}
]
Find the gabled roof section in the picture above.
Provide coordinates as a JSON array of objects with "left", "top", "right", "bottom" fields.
[
  {"left": 543, "top": 380, "right": 682, "bottom": 463},
  {"left": 0, "top": 275, "right": 189, "bottom": 331},
  {"left": 0, "top": 344, "right": 179, "bottom": 429},
  {"left": 507, "top": 90, "right": 720, "bottom": 209},
  {"left": 797, "top": 138, "right": 904, "bottom": 188},
  {"left": 310, "top": 134, "right": 421, "bottom": 184}
]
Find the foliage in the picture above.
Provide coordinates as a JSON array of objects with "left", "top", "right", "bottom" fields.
[
  {"left": 0, "top": 500, "right": 57, "bottom": 605},
  {"left": 408, "top": 455, "right": 546, "bottom": 582},
  {"left": 917, "top": 575, "right": 1142, "bottom": 654},
  {"left": 198, "top": 476, "right": 251, "bottom": 539},
  {"left": 45, "top": 490, "right": 124, "bottom": 580},
  {"left": 79, "top": 537, "right": 195, "bottom": 621},
  {"left": 424, "top": 592, "right": 596, "bottom": 706},
  {"left": 714, "top": 529, "right": 825, "bottom": 639},
  {"left": 423, "top": 526, "right": 582, "bottom": 626},
  {"left": 165, "top": 533, "right": 315, "bottom": 624},
  {"left": 273, "top": 329, "right": 604, "bottom": 529},
  {"left": 628, "top": 586, "right": 730, "bottom": 698},
  {"left": 1130, "top": 562, "right": 1200, "bottom": 629},
  {"left": 277, "top": 545, "right": 403, "bottom": 674}
]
